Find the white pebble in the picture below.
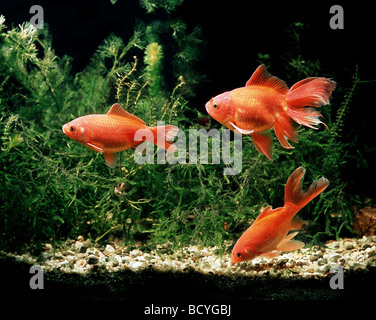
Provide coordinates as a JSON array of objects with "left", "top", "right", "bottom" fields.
[
  {"left": 105, "top": 244, "right": 115, "bottom": 253},
  {"left": 129, "top": 261, "right": 144, "bottom": 270}
]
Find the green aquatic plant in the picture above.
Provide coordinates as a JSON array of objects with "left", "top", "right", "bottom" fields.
[
  {"left": 140, "top": 0, "right": 184, "bottom": 14},
  {"left": 331, "top": 65, "right": 360, "bottom": 138},
  {"left": 144, "top": 42, "right": 165, "bottom": 99},
  {"left": 0, "top": 9, "right": 199, "bottom": 252}
]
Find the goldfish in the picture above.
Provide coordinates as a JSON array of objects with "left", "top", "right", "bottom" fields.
[
  {"left": 231, "top": 167, "right": 329, "bottom": 264},
  {"left": 205, "top": 64, "right": 336, "bottom": 160},
  {"left": 62, "top": 103, "right": 178, "bottom": 167}
]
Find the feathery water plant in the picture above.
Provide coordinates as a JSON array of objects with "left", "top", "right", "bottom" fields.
[
  {"left": 140, "top": 0, "right": 185, "bottom": 14},
  {"left": 331, "top": 65, "right": 360, "bottom": 138},
  {"left": 144, "top": 42, "right": 164, "bottom": 99}
]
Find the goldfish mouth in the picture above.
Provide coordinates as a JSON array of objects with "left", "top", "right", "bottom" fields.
[
  {"left": 205, "top": 102, "right": 210, "bottom": 114},
  {"left": 62, "top": 123, "right": 69, "bottom": 135}
]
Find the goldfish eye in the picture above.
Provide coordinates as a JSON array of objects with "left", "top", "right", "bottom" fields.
[
  {"left": 213, "top": 103, "right": 218, "bottom": 109},
  {"left": 70, "top": 126, "right": 75, "bottom": 132},
  {"left": 236, "top": 252, "right": 242, "bottom": 258}
]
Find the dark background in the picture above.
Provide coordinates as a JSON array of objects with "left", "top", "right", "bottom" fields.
[
  {"left": 1, "top": 1, "right": 374, "bottom": 96},
  {"left": 1, "top": 0, "right": 375, "bottom": 197}
]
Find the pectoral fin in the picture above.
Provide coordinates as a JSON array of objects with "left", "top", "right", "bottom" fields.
[
  {"left": 230, "top": 122, "right": 254, "bottom": 134},
  {"left": 86, "top": 142, "right": 103, "bottom": 153},
  {"left": 104, "top": 153, "right": 117, "bottom": 168}
]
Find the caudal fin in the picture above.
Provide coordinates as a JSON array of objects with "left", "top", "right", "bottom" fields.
[
  {"left": 286, "top": 77, "right": 336, "bottom": 129},
  {"left": 150, "top": 125, "right": 179, "bottom": 152},
  {"left": 284, "top": 167, "right": 329, "bottom": 212}
]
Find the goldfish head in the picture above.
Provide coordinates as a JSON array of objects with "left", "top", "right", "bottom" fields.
[
  {"left": 231, "top": 243, "right": 259, "bottom": 264},
  {"left": 205, "top": 92, "right": 233, "bottom": 126},
  {"left": 62, "top": 118, "right": 88, "bottom": 144}
]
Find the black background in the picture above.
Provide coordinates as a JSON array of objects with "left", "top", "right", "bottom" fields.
[{"left": 1, "top": 0, "right": 375, "bottom": 196}]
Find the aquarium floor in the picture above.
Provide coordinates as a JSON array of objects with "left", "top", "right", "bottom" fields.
[{"left": 1, "top": 236, "right": 375, "bottom": 301}]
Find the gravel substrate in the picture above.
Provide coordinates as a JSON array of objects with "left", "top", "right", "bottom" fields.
[{"left": 3, "top": 235, "right": 376, "bottom": 280}]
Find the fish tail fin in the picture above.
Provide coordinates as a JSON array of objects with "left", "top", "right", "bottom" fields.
[
  {"left": 286, "top": 77, "right": 336, "bottom": 129},
  {"left": 150, "top": 125, "right": 179, "bottom": 152},
  {"left": 284, "top": 167, "right": 329, "bottom": 213}
]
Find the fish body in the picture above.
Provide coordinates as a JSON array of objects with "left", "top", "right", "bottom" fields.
[
  {"left": 205, "top": 64, "right": 336, "bottom": 159},
  {"left": 62, "top": 103, "right": 178, "bottom": 167},
  {"left": 231, "top": 167, "right": 329, "bottom": 264}
]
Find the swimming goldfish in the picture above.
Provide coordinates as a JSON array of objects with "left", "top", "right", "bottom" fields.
[
  {"left": 231, "top": 167, "right": 329, "bottom": 264},
  {"left": 62, "top": 103, "right": 178, "bottom": 167},
  {"left": 205, "top": 64, "right": 336, "bottom": 160}
]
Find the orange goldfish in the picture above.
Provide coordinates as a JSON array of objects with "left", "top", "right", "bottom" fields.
[
  {"left": 205, "top": 64, "right": 336, "bottom": 160},
  {"left": 231, "top": 167, "right": 329, "bottom": 264},
  {"left": 62, "top": 103, "right": 178, "bottom": 167}
]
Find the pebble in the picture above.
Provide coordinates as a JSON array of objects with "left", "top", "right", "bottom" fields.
[
  {"left": 318, "top": 258, "right": 328, "bottom": 266},
  {"left": 277, "top": 259, "right": 289, "bottom": 267},
  {"left": 129, "top": 261, "right": 144, "bottom": 270},
  {"left": 3, "top": 235, "right": 376, "bottom": 279},
  {"left": 76, "top": 259, "right": 86, "bottom": 267},
  {"left": 87, "top": 255, "right": 99, "bottom": 265},
  {"left": 74, "top": 241, "right": 88, "bottom": 253},
  {"left": 310, "top": 254, "right": 321, "bottom": 262},
  {"left": 106, "top": 244, "right": 115, "bottom": 252},
  {"left": 329, "top": 255, "right": 341, "bottom": 263}
]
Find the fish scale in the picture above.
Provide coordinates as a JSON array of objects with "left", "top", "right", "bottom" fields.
[{"left": 82, "top": 114, "right": 146, "bottom": 153}]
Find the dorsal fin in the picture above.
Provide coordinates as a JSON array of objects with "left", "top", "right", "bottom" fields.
[
  {"left": 107, "top": 103, "right": 146, "bottom": 125},
  {"left": 245, "top": 64, "right": 289, "bottom": 94},
  {"left": 253, "top": 205, "right": 274, "bottom": 224}
]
